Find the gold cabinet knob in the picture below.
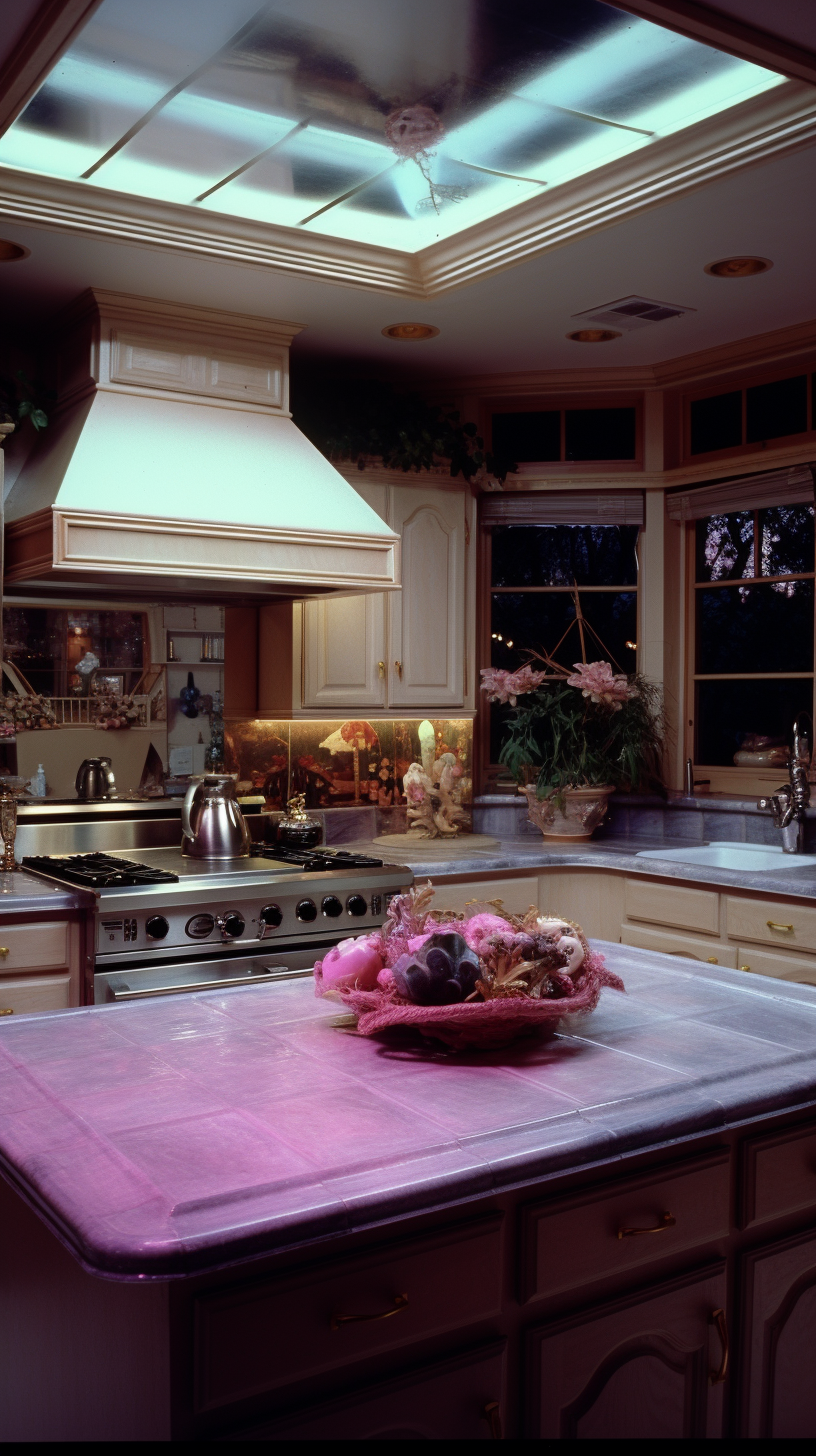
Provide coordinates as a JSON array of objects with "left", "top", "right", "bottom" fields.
[
  {"left": 740, "top": 964, "right": 751, "bottom": 972},
  {"left": 706, "top": 956, "right": 718, "bottom": 964},
  {"left": 0, "top": 947, "right": 8, "bottom": 957},
  {"left": 377, "top": 660, "right": 385, "bottom": 678},
  {"left": 0, "top": 1008, "right": 13, "bottom": 1016},
  {"left": 394, "top": 660, "right": 403, "bottom": 678}
]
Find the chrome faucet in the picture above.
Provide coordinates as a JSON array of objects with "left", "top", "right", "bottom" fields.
[{"left": 757, "top": 715, "right": 812, "bottom": 853}]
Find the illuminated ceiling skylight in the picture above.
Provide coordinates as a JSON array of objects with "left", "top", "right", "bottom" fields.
[{"left": 0, "top": 0, "right": 783, "bottom": 254}]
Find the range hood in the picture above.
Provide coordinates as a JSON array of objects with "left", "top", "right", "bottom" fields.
[{"left": 3, "top": 290, "right": 399, "bottom": 601}]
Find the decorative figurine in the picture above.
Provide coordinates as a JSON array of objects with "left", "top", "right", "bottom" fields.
[{"left": 179, "top": 672, "right": 201, "bottom": 719}]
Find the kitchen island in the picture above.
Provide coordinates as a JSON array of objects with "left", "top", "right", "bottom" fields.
[{"left": 2, "top": 946, "right": 816, "bottom": 1439}]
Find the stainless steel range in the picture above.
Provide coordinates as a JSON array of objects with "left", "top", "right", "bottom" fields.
[{"left": 23, "top": 844, "right": 413, "bottom": 1003}]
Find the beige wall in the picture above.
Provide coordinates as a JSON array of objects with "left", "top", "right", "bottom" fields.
[{"left": 16, "top": 728, "right": 167, "bottom": 798}]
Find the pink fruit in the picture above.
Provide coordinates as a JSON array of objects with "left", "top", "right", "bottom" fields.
[{"left": 314, "top": 933, "right": 384, "bottom": 995}]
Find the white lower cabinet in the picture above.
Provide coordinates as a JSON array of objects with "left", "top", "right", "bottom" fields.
[{"left": 301, "top": 477, "right": 467, "bottom": 713}]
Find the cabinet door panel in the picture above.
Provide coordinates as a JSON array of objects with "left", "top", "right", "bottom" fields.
[
  {"left": 302, "top": 594, "right": 386, "bottom": 710},
  {"left": 621, "top": 922, "right": 737, "bottom": 966},
  {"left": 624, "top": 879, "right": 719, "bottom": 934},
  {"left": 527, "top": 1264, "right": 726, "bottom": 1439},
  {"left": 224, "top": 1341, "right": 506, "bottom": 1442},
  {"left": 741, "top": 1229, "right": 816, "bottom": 1436},
  {"left": 388, "top": 487, "right": 465, "bottom": 709}
]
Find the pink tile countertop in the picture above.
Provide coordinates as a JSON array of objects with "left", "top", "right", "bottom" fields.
[{"left": 2, "top": 943, "right": 816, "bottom": 1280}]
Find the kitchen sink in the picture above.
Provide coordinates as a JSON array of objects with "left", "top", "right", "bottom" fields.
[{"left": 636, "top": 840, "right": 816, "bottom": 871}]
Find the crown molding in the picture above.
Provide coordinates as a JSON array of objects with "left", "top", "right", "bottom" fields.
[
  {"left": 1, "top": 81, "right": 815, "bottom": 301},
  {"left": 610, "top": 1, "right": 816, "bottom": 87},
  {"left": 652, "top": 315, "right": 816, "bottom": 387},
  {"left": 417, "top": 81, "right": 816, "bottom": 295},
  {"left": 0, "top": 166, "right": 422, "bottom": 297},
  {"left": 0, "top": 0, "right": 103, "bottom": 138}
]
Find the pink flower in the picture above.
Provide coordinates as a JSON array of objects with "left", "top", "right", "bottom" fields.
[
  {"left": 566, "top": 661, "right": 636, "bottom": 712},
  {"left": 480, "top": 665, "right": 546, "bottom": 706}
]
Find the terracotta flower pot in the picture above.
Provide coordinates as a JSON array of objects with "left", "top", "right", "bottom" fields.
[{"left": 522, "top": 784, "right": 614, "bottom": 841}]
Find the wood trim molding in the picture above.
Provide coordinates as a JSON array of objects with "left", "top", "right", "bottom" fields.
[
  {"left": 0, "top": 0, "right": 103, "bottom": 138},
  {"left": 4, "top": 508, "right": 401, "bottom": 592},
  {"left": 0, "top": 81, "right": 814, "bottom": 300},
  {"left": 611, "top": 1, "right": 816, "bottom": 87}
]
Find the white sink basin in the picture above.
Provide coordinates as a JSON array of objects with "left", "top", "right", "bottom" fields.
[{"left": 636, "top": 840, "right": 816, "bottom": 871}]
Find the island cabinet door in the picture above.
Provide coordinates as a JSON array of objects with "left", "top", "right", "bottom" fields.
[
  {"left": 739, "top": 1229, "right": 816, "bottom": 1437},
  {"left": 302, "top": 593, "right": 387, "bottom": 710},
  {"left": 229, "top": 1340, "right": 506, "bottom": 1441},
  {"left": 387, "top": 486, "right": 465, "bottom": 710},
  {"left": 525, "top": 1264, "right": 728, "bottom": 1439}
]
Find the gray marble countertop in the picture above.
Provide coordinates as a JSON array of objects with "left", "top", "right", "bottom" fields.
[
  {"left": 0, "top": 870, "right": 92, "bottom": 914},
  {"left": 1, "top": 943, "right": 815, "bottom": 1278},
  {"left": 357, "top": 836, "right": 816, "bottom": 899}
]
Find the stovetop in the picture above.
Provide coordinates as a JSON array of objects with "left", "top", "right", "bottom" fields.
[
  {"left": 23, "top": 844, "right": 385, "bottom": 890},
  {"left": 22, "top": 853, "right": 181, "bottom": 888}
]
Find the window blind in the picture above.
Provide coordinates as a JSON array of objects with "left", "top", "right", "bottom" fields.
[
  {"left": 480, "top": 491, "right": 644, "bottom": 526},
  {"left": 665, "top": 465, "right": 816, "bottom": 522}
]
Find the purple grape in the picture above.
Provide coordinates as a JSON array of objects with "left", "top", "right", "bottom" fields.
[{"left": 392, "top": 932, "right": 480, "bottom": 1005}]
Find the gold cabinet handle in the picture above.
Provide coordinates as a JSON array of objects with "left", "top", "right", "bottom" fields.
[
  {"left": 709, "top": 1307, "right": 729, "bottom": 1384},
  {"left": 740, "top": 964, "right": 751, "bottom": 972},
  {"left": 706, "top": 957, "right": 718, "bottom": 964},
  {"left": 618, "top": 1211, "right": 676, "bottom": 1240},
  {"left": 0, "top": 947, "right": 9, "bottom": 957},
  {"left": 767, "top": 921, "right": 794, "bottom": 932},
  {"left": 482, "top": 1401, "right": 502, "bottom": 1440},
  {"left": 394, "top": 660, "right": 403, "bottom": 678},
  {"left": 330, "top": 1292, "right": 408, "bottom": 1331},
  {"left": 377, "top": 660, "right": 385, "bottom": 679},
  {"left": 0, "top": 1008, "right": 13, "bottom": 1016}
]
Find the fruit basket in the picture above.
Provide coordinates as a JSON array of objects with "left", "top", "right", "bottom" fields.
[{"left": 314, "top": 883, "right": 624, "bottom": 1051}]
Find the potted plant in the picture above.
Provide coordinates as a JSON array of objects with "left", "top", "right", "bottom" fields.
[{"left": 481, "top": 655, "right": 664, "bottom": 841}]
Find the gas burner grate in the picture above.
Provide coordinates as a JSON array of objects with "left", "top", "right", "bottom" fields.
[
  {"left": 23, "top": 853, "right": 179, "bottom": 888},
  {"left": 251, "top": 844, "right": 384, "bottom": 871}
]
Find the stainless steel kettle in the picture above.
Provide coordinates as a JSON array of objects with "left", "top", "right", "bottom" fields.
[
  {"left": 76, "top": 757, "right": 116, "bottom": 800},
  {"left": 181, "top": 774, "right": 251, "bottom": 859}
]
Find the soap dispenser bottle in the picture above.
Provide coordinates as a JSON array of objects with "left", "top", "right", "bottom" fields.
[{"left": 32, "top": 764, "right": 47, "bottom": 798}]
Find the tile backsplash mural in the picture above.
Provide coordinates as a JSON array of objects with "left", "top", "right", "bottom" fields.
[{"left": 224, "top": 718, "right": 473, "bottom": 815}]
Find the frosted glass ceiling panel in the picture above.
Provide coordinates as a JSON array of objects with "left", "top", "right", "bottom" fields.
[{"left": 0, "top": 0, "right": 783, "bottom": 252}]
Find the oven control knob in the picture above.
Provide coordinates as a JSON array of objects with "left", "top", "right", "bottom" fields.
[
  {"left": 347, "top": 894, "right": 368, "bottom": 917},
  {"left": 321, "top": 895, "right": 343, "bottom": 918},
  {"left": 296, "top": 899, "right": 318, "bottom": 922},
  {"left": 223, "top": 912, "right": 245, "bottom": 938},
  {"left": 145, "top": 915, "right": 169, "bottom": 941},
  {"left": 260, "top": 904, "right": 283, "bottom": 928}
]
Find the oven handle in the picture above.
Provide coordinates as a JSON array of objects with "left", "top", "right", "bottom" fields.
[{"left": 111, "top": 968, "right": 294, "bottom": 1000}]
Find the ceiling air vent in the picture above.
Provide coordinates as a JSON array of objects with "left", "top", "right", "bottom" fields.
[{"left": 571, "top": 296, "right": 695, "bottom": 331}]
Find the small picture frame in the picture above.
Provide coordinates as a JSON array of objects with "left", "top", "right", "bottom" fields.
[{"left": 93, "top": 673, "right": 124, "bottom": 697}]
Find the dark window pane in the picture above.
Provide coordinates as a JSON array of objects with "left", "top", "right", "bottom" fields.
[
  {"left": 696, "top": 678, "right": 812, "bottom": 766},
  {"left": 564, "top": 408, "right": 636, "bottom": 460},
  {"left": 760, "top": 504, "right": 815, "bottom": 577},
  {"left": 690, "top": 391, "right": 742, "bottom": 454},
  {"left": 491, "top": 411, "right": 560, "bottom": 462},
  {"left": 746, "top": 375, "right": 807, "bottom": 443},
  {"left": 697, "top": 581, "right": 814, "bottom": 674},
  {"left": 695, "top": 512, "right": 754, "bottom": 582},
  {"left": 491, "top": 591, "right": 637, "bottom": 673},
  {"left": 491, "top": 524, "right": 638, "bottom": 586}
]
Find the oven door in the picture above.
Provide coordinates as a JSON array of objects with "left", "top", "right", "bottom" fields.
[{"left": 94, "top": 938, "right": 347, "bottom": 1003}]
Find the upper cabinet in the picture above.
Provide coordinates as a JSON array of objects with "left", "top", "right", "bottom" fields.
[{"left": 301, "top": 475, "right": 468, "bottom": 714}]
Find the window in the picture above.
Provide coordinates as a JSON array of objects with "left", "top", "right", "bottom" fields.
[
  {"left": 2, "top": 608, "right": 147, "bottom": 698},
  {"left": 692, "top": 506, "right": 815, "bottom": 766},
  {"left": 481, "top": 509, "right": 640, "bottom": 779},
  {"left": 687, "top": 372, "right": 811, "bottom": 458},
  {"left": 492, "top": 405, "right": 638, "bottom": 465}
]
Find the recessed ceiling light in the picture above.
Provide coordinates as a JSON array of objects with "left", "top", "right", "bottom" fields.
[
  {"left": 382, "top": 323, "right": 440, "bottom": 341},
  {"left": 567, "top": 329, "right": 621, "bottom": 343},
  {"left": 0, "top": 239, "right": 30, "bottom": 262},
  {"left": 704, "top": 256, "right": 772, "bottom": 278}
]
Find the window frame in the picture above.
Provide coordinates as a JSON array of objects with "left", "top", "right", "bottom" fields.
[
  {"left": 684, "top": 509, "right": 816, "bottom": 792},
  {"left": 483, "top": 392, "right": 644, "bottom": 475},
  {"left": 681, "top": 363, "right": 816, "bottom": 468},
  {"left": 476, "top": 512, "right": 642, "bottom": 792}
]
